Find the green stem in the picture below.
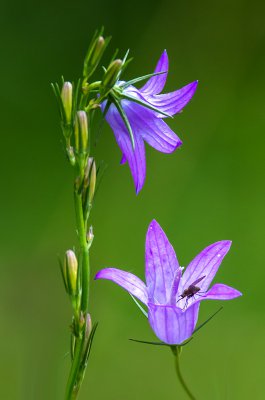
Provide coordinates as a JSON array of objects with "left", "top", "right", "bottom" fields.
[
  {"left": 74, "top": 190, "right": 90, "bottom": 313},
  {"left": 64, "top": 184, "right": 90, "bottom": 400},
  {"left": 65, "top": 338, "right": 83, "bottom": 400},
  {"left": 172, "top": 346, "right": 196, "bottom": 400}
]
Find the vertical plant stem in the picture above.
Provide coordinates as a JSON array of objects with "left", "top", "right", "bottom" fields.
[
  {"left": 173, "top": 346, "right": 196, "bottom": 400},
  {"left": 65, "top": 184, "right": 91, "bottom": 400},
  {"left": 74, "top": 189, "right": 90, "bottom": 313},
  {"left": 65, "top": 338, "right": 83, "bottom": 400}
]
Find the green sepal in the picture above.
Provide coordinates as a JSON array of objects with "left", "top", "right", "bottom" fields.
[
  {"left": 116, "top": 49, "right": 133, "bottom": 81},
  {"left": 129, "top": 338, "right": 169, "bottom": 346},
  {"left": 129, "top": 294, "right": 148, "bottom": 318},
  {"left": 120, "top": 92, "right": 172, "bottom": 118},
  {"left": 121, "top": 70, "right": 167, "bottom": 89},
  {"left": 110, "top": 94, "right": 135, "bottom": 149},
  {"left": 129, "top": 336, "right": 193, "bottom": 348}
]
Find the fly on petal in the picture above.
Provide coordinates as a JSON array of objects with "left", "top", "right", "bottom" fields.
[{"left": 95, "top": 220, "right": 242, "bottom": 345}]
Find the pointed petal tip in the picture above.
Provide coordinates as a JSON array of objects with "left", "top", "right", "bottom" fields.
[
  {"left": 135, "top": 183, "right": 143, "bottom": 195},
  {"left": 148, "top": 219, "right": 160, "bottom": 231}
]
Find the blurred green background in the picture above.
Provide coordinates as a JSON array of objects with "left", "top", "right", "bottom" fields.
[{"left": 1, "top": 0, "right": 265, "bottom": 398}]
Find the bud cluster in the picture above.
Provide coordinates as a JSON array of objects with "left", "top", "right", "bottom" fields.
[{"left": 53, "top": 30, "right": 133, "bottom": 383}]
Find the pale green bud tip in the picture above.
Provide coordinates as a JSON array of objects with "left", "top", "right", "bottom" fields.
[
  {"left": 77, "top": 111, "right": 88, "bottom": 150},
  {"left": 61, "top": 82, "right": 72, "bottom": 123},
  {"left": 102, "top": 59, "right": 123, "bottom": 88},
  {"left": 91, "top": 36, "right": 105, "bottom": 65},
  {"left": 85, "top": 314, "right": 92, "bottom": 338},
  {"left": 64, "top": 250, "right": 78, "bottom": 295}
]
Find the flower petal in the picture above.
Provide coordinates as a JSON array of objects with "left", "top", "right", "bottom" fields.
[
  {"left": 146, "top": 81, "right": 198, "bottom": 118},
  {"left": 95, "top": 268, "right": 148, "bottom": 305},
  {"left": 124, "top": 99, "right": 182, "bottom": 153},
  {"left": 148, "top": 302, "right": 199, "bottom": 345},
  {"left": 105, "top": 103, "right": 146, "bottom": 194},
  {"left": 198, "top": 283, "right": 242, "bottom": 301},
  {"left": 145, "top": 220, "right": 180, "bottom": 304},
  {"left": 180, "top": 241, "right": 232, "bottom": 293},
  {"left": 140, "top": 50, "right": 168, "bottom": 95}
]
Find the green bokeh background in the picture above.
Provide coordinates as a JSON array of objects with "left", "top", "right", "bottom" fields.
[{"left": 1, "top": 0, "right": 265, "bottom": 398}]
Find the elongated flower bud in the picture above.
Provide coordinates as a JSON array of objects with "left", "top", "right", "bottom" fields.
[
  {"left": 88, "top": 160, "right": 96, "bottom": 204},
  {"left": 64, "top": 250, "right": 78, "bottom": 296},
  {"left": 90, "top": 36, "right": 105, "bottom": 67},
  {"left": 83, "top": 32, "right": 110, "bottom": 79},
  {"left": 85, "top": 314, "right": 92, "bottom": 339},
  {"left": 61, "top": 82, "right": 72, "bottom": 124},
  {"left": 83, "top": 157, "right": 94, "bottom": 190},
  {"left": 102, "top": 59, "right": 123, "bottom": 90},
  {"left": 74, "top": 111, "right": 89, "bottom": 154}
]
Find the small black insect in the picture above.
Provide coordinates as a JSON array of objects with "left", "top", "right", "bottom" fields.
[{"left": 177, "top": 275, "right": 206, "bottom": 308}]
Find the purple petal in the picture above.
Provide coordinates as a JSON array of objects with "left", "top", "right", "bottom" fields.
[
  {"left": 95, "top": 268, "right": 148, "bottom": 305},
  {"left": 145, "top": 81, "right": 198, "bottom": 118},
  {"left": 145, "top": 220, "right": 180, "bottom": 304},
  {"left": 198, "top": 283, "right": 242, "bottom": 301},
  {"left": 105, "top": 103, "right": 146, "bottom": 194},
  {"left": 180, "top": 241, "right": 232, "bottom": 294},
  {"left": 124, "top": 99, "right": 182, "bottom": 153},
  {"left": 140, "top": 50, "right": 168, "bottom": 95},
  {"left": 148, "top": 302, "right": 199, "bottom": 345}
]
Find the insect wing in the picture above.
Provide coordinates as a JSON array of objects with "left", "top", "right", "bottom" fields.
[{"left": 190, "top": 275, "right": 206, "bottom": 286}]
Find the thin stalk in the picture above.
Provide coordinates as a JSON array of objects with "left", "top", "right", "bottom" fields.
[
  {"left": 65, "top": 181, "right": 91, "bottom": 400},
  {"left": 74, "top": 190, "right": 90, "bottom": 313},
  {"left": 65, "top": 338, "right": 83, "bottom": 400},
  {"left": 172, "top": 346, "right": 196, "bottom": 400}
]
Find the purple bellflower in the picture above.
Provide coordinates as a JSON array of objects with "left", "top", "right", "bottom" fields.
[
  {"left": 103, "top": 51, "right": 198, "bottom": 193},
  {"left": 95, "top": 220, "right": 241, "bottom": 345}
]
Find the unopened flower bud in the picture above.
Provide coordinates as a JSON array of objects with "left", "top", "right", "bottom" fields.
[
  {"left": 61, "top": 82, "right": 72, "bottom": 124},
  {"left": 88, "top": 160, "right": 96, "bottom": 204},
  {"left": 87, "top": 226, "right": 94, "bottom": 248},
  {"left": 83, "top": 157, "right": 94, "bottom": 189},
  {"left": 90, "top": 36, "right": 105, "bottom": 66},
  {"left": 102, "top": 59, "right": 123, "bottom": 90},
  {"left": 79, "top": 312, "right": 85, "bottom": 329},
  {"left": 85, "top": 314, "right": 92, "bottom": 339},
  {"left": 74, "top": 111, "right": 89, "bottom": 153},
  {"left": 64, "top": 250, "right": 78, "bottom": 296},
  {"left": 83, "top": 32, "right": 110, "bottom": 79},
  {"left": 66, "top": 146, "right": 76, "bottom": 166}
]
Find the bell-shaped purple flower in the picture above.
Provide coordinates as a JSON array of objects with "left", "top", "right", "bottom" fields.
[
  {"left": 103, "top": 51, "right": 198, "bottom": 193},
  {"left": 95, "top": 220, "right": 241, "bottom": 345}
]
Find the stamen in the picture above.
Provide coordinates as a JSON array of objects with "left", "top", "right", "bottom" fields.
[{"left": 168, "top": 268, "right": 182, "bottom": 305}]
